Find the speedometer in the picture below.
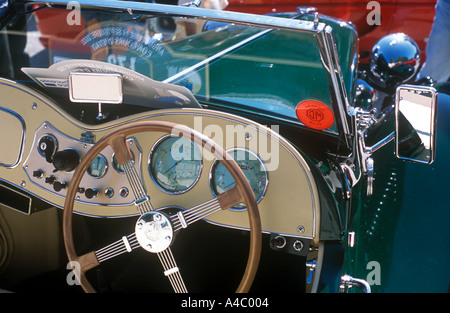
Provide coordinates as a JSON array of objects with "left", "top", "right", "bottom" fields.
[
  {"left": 149, "top": 136, "right": 202, "bottom": 194},
  {"left": 210, "top": 148, "right": 268, "bottom": 210}
]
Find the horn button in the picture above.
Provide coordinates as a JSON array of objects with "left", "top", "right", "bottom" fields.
[{"left": 135, "top": 212, "right": 173, "bottom": 253}]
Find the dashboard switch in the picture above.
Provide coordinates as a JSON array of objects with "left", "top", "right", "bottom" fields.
[
  {"left": 45, "top": 175, "right": 56, "bottom": 184},
  {"left": 32, "top": 169, "right": 44, "bottom": 178},
  {"left": 271, "top": 235, "right": 286, "bottom": 249},
  {"left": 85, "top": 188, "right": 99, "bottom": 199},
  {"left": 53, "top": 181, "right": 67, "bottom": 192}
]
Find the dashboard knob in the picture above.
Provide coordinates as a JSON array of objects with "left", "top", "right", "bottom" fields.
[
  {"left": 52, "top": 149, "right": 79, "bottom": 172},
  {"left": 32, "top": 169, "right": 44, "bottom": 178},
  {"left": 271, "top": 236, "right": 286, "bottom": 249},
  {"left": 53, "top": 181, "right": 67, "bottom": 192},
  {"left": 85, "top": 188, "right": 99, "bottom": 199},
  {"left": 45, "top": 175, "right": 56, "bottom": 184}
]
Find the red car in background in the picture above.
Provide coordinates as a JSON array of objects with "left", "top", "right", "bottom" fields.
[
  {"left": 32, "top": 1, "right": 437, "bottom": 65},
  {"left": 226, "top": 0, "right": 437, "bottom": 63}
]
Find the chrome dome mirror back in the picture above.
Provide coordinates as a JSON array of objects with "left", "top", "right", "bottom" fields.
[
  {"left": 395, "top": 85, "right": 437, "bottom": 164},
  {"left": 369, "top": 33, "right": 421, "bottom": 92}
]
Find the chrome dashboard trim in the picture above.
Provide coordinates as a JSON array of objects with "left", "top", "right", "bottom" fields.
[{"left": 0, "top": 107, "right": 26, "bottom": 169}]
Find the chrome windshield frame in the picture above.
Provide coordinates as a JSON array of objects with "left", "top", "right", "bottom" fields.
[{"left": 24, "top": 0, "right": 352, "bottom": 148}]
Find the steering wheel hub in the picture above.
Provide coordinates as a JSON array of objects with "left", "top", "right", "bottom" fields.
[{"left": 135, "top": 212, "right": 173, "bottom": 253}]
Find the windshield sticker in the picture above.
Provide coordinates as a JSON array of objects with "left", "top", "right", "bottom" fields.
[
  {"left": 76, "top": 23, "right": 167, "bottom": 76},
  {"left": 36, "top": 77, "right": 68, "bottom": 88},
  {"left": 80, "top": 24, "right": 166, "bottom": 58},
  {"left": 296, "top": 100, "right": 334, "bottom": 130}
]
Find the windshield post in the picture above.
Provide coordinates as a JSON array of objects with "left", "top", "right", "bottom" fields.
[{"left": 315, "top": 26, "right": 352, "bottom": 148}]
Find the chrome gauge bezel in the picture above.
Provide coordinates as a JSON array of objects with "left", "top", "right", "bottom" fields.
[
  {"left": 86, "top": 153, "right": 108, "bottom": 178},
  {"left": 112, "top": 151, "right": 135, "bottom": 174},
  {"left": 148, "top": 135, "right": 203, "bottom": 194},
  {"left": 209, "top": 147, "right": 269, "bottom": 211}
]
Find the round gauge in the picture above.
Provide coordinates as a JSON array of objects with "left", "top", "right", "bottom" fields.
[
  {"left": 112, "top": 152, "right": 134, "bottom": 173},
  {"left": 87, "top": 154, "right": 108, "bottom": 178},
  {"left": 149, "top": 136, "right": 202, "bottom": 194},
  {"left": 210, "top": 148, "right": 268, "bottom": 210}
]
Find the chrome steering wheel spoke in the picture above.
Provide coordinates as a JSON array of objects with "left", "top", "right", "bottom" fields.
[
  {"left": 94, "top": 233, "right": 139, "bottom": 263},
  {"left": 121, "top": 160, "right": 154, "bottom": 215},
  {"left": 170, "top": 187, "right": 242, "bottom": 232},
  {"left": 171, "top": 198, "right": 222, "bottom": 232},
  {"left": 157, "top": 248, "right": 188, "bottom": 293}
]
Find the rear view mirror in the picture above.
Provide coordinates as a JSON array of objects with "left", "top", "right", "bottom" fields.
[
  {"left": 395, "top": 85, "right": 437, "bottom": 164},
  {"left": 69, "top": 72, "right": 123, "bottom": 104},
  {"left": 69, "top": 72, "right": 123, "bottom": 120}
]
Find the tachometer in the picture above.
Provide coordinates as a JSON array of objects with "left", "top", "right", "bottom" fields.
[
  {"left": 149, "top": 136, "right": 202, "bottom": 194},
  {"left": 210, "top": 148, "right": 268, "bottom": 210}
]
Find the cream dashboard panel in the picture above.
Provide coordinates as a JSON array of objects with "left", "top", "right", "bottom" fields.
[{"left": 0, "top": 78, "right": 320, "bottom": 240}]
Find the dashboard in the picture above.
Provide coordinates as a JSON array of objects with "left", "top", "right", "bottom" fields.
[{"left": 0, "top": 77, "right": 320, "bottom": 242}]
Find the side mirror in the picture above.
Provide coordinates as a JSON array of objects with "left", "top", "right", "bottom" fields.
[{"left": 395, "top": 85, "right": 437, "bottom": 164}]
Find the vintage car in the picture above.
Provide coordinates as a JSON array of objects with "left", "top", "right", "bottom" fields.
[{"left": 0, "top": 0, "right": 448, "bottom": 297}]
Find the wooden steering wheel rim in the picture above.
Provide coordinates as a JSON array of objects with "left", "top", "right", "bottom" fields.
[{"left": 63, "top": 120, "right": 262, "bottom": 293}]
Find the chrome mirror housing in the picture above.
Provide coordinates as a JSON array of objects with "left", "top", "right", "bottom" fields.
[
  {"left": 369, "top": 33, "right": 420, "bottom": 91},
  {"left": 69, "top": 72, "right": 123, "bottom": 120},
  {"left": 69, "top": 72, "right": 123, "bottom": 104},
  {"left": 395, "top": 85, "right": 437, "bottom": 164}
]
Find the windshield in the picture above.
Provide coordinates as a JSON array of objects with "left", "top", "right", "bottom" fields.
[{"left": 0, "top": 2, "right": 342, "bottom": 133}]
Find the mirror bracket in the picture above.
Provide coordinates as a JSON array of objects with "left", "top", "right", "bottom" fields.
[{"left": 345, "top": 107, "right": 395, "bottom": 196}]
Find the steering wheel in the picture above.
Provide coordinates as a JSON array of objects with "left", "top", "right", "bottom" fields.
[{"left": 63, "top": 121, "right": 262, "bottom": 293}]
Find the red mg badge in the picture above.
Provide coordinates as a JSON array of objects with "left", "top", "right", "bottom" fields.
[{"left": 296, "top": 100, "right": 334, "bottom": 130}]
